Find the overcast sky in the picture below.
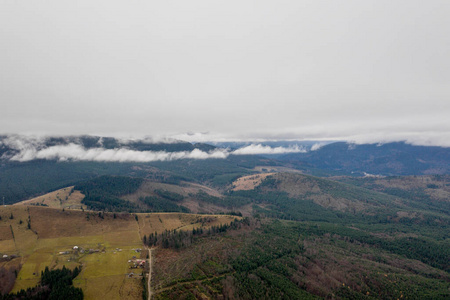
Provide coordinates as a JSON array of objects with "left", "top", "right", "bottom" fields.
[{"left": 1, "top": 1, "right": 449, "bottom": 146}]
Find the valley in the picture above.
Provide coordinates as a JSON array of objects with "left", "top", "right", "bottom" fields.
[{"left": 0, "top": 138, "right": 449, "bottom": 299}]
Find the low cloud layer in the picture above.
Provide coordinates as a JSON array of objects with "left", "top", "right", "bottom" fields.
[
  {"left": 1, "top": 1, "right": 449, "bottom": 145},
  {"left": 168, "top": 124, "right": 450, "bottom": 148},
  {"left": 1, "top": 136, "right": 306, "bottom": 163},
  {"left": 231, "top": 144, "right": 306, "bottom": 155},
  {"left": 8, "top": 144, "right": 229, "bottom": 162},
  {"left": 310, "top": 143, "right": 326, "bottom": 151},
  {"left": 3, "top": 133, "right": 448, "bottom": 163}
]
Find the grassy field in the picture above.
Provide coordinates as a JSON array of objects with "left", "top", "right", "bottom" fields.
[
  {"left": 74, "top": 247, "right": 143, "bottom": 300},
  {"left": 0, "top": 205, "right": 237, "bottom": 299}
]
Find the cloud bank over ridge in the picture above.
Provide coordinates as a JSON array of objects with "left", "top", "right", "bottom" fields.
[
  {"left": 8, "top": 144, "right": 229, "bottom": 162},
  {"left": 0, "top": 136, "right": 307, "bottom": 163},
  {"left": 231, "top": 144, "right": 306, "bottom": 155},
  {"left": 1, "top": 1, "right": 449, "bottom": 146}
]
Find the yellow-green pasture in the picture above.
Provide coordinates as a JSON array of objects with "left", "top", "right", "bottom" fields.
[
  {"left": 2, "top": 206, "right": 143, "bottom": 299},
  {"left": 1, "top": 205, "right": 237, "bottom": 299},
  {"left": 74, "top": 248, "right": 143, "bottom": 299},
  {"left": 12, "top": 232, "right": 143, "bottom": 300}
]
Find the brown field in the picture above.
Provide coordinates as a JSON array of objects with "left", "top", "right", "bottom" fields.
[
  {"left": 137, "top": 212, "right": 238, "bottom": 239},
  {"left": 123, "top": 180, "right": 222, "bottom": 204},
  {"left": 122, "top": 179, "right": 232, "bottom": 214},
  {"left": 271, "top": 173, "right": 321, "bottom": 196},
  {"left": 232, "top": 173, "right": 275, "bottom": 191},
  {"left": 0, "top": 205, "right": 237, "bottom": 299},
  {"left": 180, "top": 199, "right": 247, "bottom": 215},
  {"left": 0, "top": 257, "right": 21, "bottom": 294},
  {"left": 182, "top": 182, "right": 223, "bottom": 198},
  {"left": 372, "top": 176, "right": 450, "bottom": 203},
  {"left": 123, "top": 181, "right": 186, "bottom": 203},
  {"left": 153, "top": 234, "right": 240, "bottom": 291},
  {"left": 331, "top": 175, "right": 450, "bottom": 204},
  {"left": 253, "top": 166, "right": 303, "bottom": 173},
  {"left": 16, "top": 180, "right": 227, "bottom": 218},
  {"left": 268, "top": 173, "right": 367, "bottom": 212},
  {"left": 15, "top": 186, "right": 87, "bottom": 210}
]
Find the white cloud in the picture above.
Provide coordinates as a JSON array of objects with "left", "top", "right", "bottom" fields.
[
  {"left": 115, "top": 135, "right": 183, "bottom": 145},
  {"left": 2, "top": 133, "right": 449, "bottom": 164},
  {"left": 9, "top": 143, "right": 229, "bottom": 162},
  {"left": 310, "top": 143, "right": 325, "bottom": 151},
  {"left": 3, "top": 136, "right": 310, "bottom": 162},
  {"left": 231, "top": 144, "right": 306, "bottom": 155},
  {"left": 7, "top": 142, "right": 306, "bottom": 162}
]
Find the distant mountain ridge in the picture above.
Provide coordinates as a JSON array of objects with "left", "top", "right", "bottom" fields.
[
  {"left": 1, "top": 136, "right": 450, "bottom": 205},
  {"left": 2, "top": 136, "right": 449, "bottom": 177},
  {"left": 280, "top": 141, "right": 450, "bottom": 176}
]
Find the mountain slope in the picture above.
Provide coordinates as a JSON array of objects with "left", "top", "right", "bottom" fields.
[{"left": 280, "top": 142, "right": 450, "bottom": 176}]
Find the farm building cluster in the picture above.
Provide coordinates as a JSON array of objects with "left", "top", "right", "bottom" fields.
[
  {"left": 128, "top": 258, "right": 146, "bottom": 269},
  {"left": 58, "top": 245, "right": 105, "bottom": 255},
  {"left": 126, "top": 254, "right": 147, "bottom": 278}
]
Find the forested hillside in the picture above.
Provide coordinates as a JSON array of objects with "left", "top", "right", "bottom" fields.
[
  {"left": 153, "top": 218, "right": 449, "bottom": 299},
  {"left": 280, "top": 142, "right": 450, "bottom": 176}
]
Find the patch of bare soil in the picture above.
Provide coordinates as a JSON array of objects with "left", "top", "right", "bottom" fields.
[
  {"left": 123, "top": 180, "right": 223, "bottom": 204},
  {"left": 181, "top": 182, "right": 223, "bottom": 198},
  {"left": 232, "top": 173, "right": 276, "bottom": 191},
  {"left": 254, "top": 166, "right": 303, "bottom": 173},
  {"left": 180, "top": 198, "right": 227, "bottom": 214},
  {"left": 0, "top": 258, "right": 21, "bottom": 294}
]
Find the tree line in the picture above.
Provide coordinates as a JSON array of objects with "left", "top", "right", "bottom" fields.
[
  {"left": 1, "top": 266, "right": 83, "bottom": 300},
  {"left": 143, "top": 218, "right": 248, "bottom": 250}
]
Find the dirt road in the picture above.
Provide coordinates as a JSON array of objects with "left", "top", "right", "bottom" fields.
[{"left": 148, "top": 248, "right": 153, "bottom": 300}]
